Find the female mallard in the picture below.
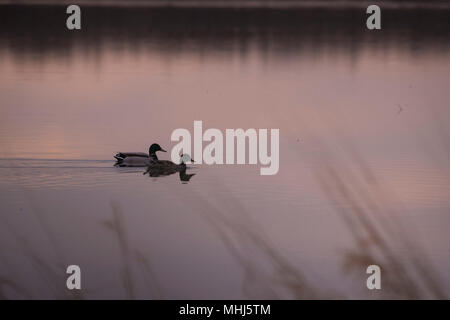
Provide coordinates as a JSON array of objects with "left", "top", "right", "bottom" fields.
[
  {"left": 114, "top": 143, "right": 167, "bottom": 167},
  {"left": 144, "top": 154, "right": 195, "bottom": 177}
]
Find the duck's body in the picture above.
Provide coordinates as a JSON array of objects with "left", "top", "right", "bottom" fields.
[
  {"left": 149, "top": 160, "right": 183, "bottom": 170},
  {"left": 116, "top": 156, "right": 154, "bottom": 167},
  {"left": 143, "top": 154, "right": 194, "bottom": 177},
  {"left": 114, "top": 143, "right": 166, "bottom": 167}
]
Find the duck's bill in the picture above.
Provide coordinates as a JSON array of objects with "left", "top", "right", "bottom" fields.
[{"left": 161, "top": 148, "right": 167, "bottom": 152}]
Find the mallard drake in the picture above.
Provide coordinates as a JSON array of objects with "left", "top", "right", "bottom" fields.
[{"left": 114, "top": 143, "right": 166, "bottom": 167}]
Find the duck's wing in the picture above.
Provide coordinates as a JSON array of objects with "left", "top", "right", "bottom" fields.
[
  {"left": 115, "top": 152, "right": 148, "bottom": 160},
  {"left": 115, "top": 156, "right": 150, "bottom": 167}
]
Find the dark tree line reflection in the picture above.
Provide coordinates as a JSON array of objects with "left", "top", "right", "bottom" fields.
[{"left": 0, "top": 5, "right": 449, "bottom": 64}]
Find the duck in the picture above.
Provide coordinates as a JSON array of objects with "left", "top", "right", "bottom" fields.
[
  {"left": 143, "top": 154, "right": 195, "bottom": 177},
  {"left": 114, "top": 143, "right": 167, "bottom": 167}
]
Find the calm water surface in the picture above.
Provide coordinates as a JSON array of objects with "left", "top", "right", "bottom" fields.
[{"left": 0, "top": 4, "right": 450, "bottom": 299}]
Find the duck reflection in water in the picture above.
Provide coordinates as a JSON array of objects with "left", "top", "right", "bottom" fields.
[{"left": 143, "top": 154, "right": 196, "bottom": 183}]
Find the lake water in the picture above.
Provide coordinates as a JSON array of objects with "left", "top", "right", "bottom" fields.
[{"left": 0, "top": 3, "right": 450, "bottom": 299}]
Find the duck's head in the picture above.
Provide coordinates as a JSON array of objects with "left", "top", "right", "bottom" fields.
[
  {"left": 180, "top": 153, "right": 194, "bottom": 164},
  {"left": 149, "top": 143, "right": 166, "bottom": 155}
]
